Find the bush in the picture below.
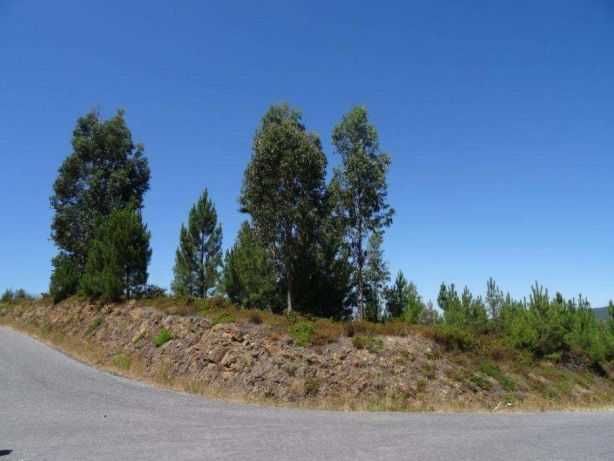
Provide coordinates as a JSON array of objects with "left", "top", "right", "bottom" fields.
[
  {"left": 1, "top": 289, "right": 14, "bottom": 304},
  {"left": 289, "top": 321, "right": 314, "bottom": 347},
  {"left": 352, "top": 335, "right": 384, "bottom": 353},
  {"left": 153, "top": 328, "right": 172, "bottom": 347},
  {"left": 430, "top": 324, "right": 477, "bottom": 352},
  {"left": 112, "top": 353, "right": 131, "bottom": 370}
]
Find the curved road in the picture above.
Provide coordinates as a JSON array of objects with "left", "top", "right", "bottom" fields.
[{"left": 1, "top": 326, "right": 613, "bottom": 461}]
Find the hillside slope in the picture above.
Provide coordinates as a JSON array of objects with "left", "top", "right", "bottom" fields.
[{"left": 1, "top": 299, "right": 613, "bottom": 412}]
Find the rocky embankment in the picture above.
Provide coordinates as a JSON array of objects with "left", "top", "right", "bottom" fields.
[{"left": 2, "top": 300, "right": 613, "bottom": 411}]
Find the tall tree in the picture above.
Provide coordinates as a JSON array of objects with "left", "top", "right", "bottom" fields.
[
  {"left": 240, "top": 104, "right": 327, "bottom": 313},
  {"left": 332, "top": 106, "right": 394, "bottom": 319},
  {"left": 223, "top": 221, "right": 279, "bottom": 310},
  {"left": 80, "top": 207, "right": 151, "bottom": 301},
  {"left": 172, "top": 189, "right": 223, "bottom": 298},
  {"left": 50, "top": 110, "right": 150, "bottom": 300},
  {"left": 363, "top": 232, "right": 390, "bottom": 322},
  {"left": 385, "top": 271, "right": 410, "bottom": 318},
  {"left": 385, "top": 271, "right": 425, "bottom": 323},
  {"left": 486, "top": 277, "right": 504, "bottom": 320}
]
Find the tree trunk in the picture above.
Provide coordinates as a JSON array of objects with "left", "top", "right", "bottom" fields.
[
  {"left": 286, "top": 274, "right": 293, "bottom": 314},
  {"left": 356, "top": 235, "right": 364, "bottom": 320}
]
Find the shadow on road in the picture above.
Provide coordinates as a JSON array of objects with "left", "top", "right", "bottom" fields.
[{"left": 0, "top": 450, "right": 12, "bottom": 457}]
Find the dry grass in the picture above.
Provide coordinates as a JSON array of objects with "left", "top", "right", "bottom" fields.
[{"left": 2, "top": 299, "right": 614, "bottom": 414}]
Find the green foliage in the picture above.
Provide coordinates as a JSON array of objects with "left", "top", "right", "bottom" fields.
[
  {"left": 210, "top": 311, "right": 236, "bottom": 325},
  {"left": 172, "top": 189, "right": 223, "bottom": 298},
  {"left": 363, "top": 233, "right": 390, "bottom": 322},
  {"left": 50, "top": 110, "right": 150, "bottom": 299},
  {"left": 223, "top": 222, "right": 279, "bottom": 310},
  {"left": 431, "top": 324, "right": 477, "bottom": 351},
  {"left": 478, "top": 361, "right": 516, "bottom": 391},
  {"left": 438, "top": 283, "right": 487, "bottom": 330},
  {"left": 240, "top": 104, "right": 328, "bottom": 313},
  {"left": 153, "top": 328, "right": 172, "bottom": 347},
  {"left": 112, "top": 353, "right": 131, "bottom": 370},
  {"left": 486, "top": 277, "right": 504, "bottom": 321},
  {"left": 80, "top": 208, "right": 151, "bottom": 301},
  {"left": 500, "top": 283, "right": 614, "bottom": 364},
  {"left": 0, "top": 289, "right": 13, "bottom": 304},
  {"left": 49, "top": 253, "right": 80, "bottom": 303},
  {"left": 331, "top": 106, "right": 394, "bottom": 319},
  {"left": 385, "top": 272, "right": 409, "bottom": 318},
  {"left": 289, "top": 321, "right": 315, "bottom": 347},
  {"left": 1, "top": 288, "right": 33, "bottom": 304},
  {"left": 352, "top": 335, "right": 384, "bottom": 353},
  {"left": 385, "top": 272, "right": 426, "bottom": 324}
]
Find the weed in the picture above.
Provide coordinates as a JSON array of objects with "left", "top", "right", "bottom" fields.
[
  {"left": 153, "top": 328, "right": 172, "bottom": 347},
  {"left": 304, "top": 377, "right": 320, "bottom": 396},
  {"left": 211, "top": 312, "right": 236, "bottom": 325},
  {"left": 289, "top": 321, "right": 314, "bottom": 347},
  {"left": 85, "top": 316, "right": 103, "bottom": 336},
  {"left": 469, "top": 372, "right": 493, "bottom": 391},
  {"left": 479, "top": 360, "right": 516, "bottom": 391},
  {"left": 352, "top": 335, "right": 384, "bottom": 353},
  {"left": 112, "top": 353, "right": 131, "bottom": 370}
]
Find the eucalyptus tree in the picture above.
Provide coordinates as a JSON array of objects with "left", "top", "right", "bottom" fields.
[
  {"left": 240, "top": 104, "right": 327, "bottom": 313},
  {"left": 332, "top": 106, "right": 394, "bottom": 319},
  {"left": 49, "top": 110, "right": 150, "bottom": 301}
]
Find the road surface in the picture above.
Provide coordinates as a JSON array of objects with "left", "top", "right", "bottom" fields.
[{"left": 1, "top": 326, "right": 613, "bottom": 460}]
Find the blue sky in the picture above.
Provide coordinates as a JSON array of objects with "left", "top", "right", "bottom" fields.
[{"left": 1, "top": 1, "right": 612, "bottom": 306}]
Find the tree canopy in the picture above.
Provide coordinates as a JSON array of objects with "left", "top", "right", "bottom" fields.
[
  {"left": 50, "top": 110, "right": 150, "bottom": 301},
  {"left": 240, "top": 104, "right": 327, "bottom": 313},
  {"left": 331, "top": 106, "right": 394, "bottom": 319},
  {"left": 172, "top": 189, "right": 223, "bottom": 298}
]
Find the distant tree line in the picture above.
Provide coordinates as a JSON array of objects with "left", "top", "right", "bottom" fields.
[{"left": 42, "top": 106, "right": 614, "bottom": 366}]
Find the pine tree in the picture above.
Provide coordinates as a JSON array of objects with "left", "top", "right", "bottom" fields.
[
  {"left": 385, "top": 271, "right": 410, "bottom": 318},
  {"left": 332, "top": 106, "right": 394, "bottom": 319},
  {"left": 50, "top": 110, "right": 150, "bottom": 301},
  {"left": 486, "top": 277, "right": 504, "bottom": 320},
  {"left": 223, "top": 222, "right": 279, "bottom": 310},
  {"left": 401, "top": 281, "right": 425, "bottom": 324},
  {"left": 172, "top": 190, "right": 223, "bottom": 298},
  {"left": 80, "top": 208, "right": 151, "bottom": 301},
  {"left": 240, "top": 104, "right": 327, "bottom": 313}
]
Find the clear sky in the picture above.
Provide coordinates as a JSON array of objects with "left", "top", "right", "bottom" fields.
[{"left": 1, "top": 1, "right": 612, "bottom": 306}]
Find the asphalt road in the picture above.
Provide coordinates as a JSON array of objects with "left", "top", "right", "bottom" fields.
[{"left": 1, "top": 326, "right": 613, "bottom": 461}]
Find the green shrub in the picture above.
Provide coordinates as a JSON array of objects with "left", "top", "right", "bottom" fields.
[
  {"left": 469, "top": 372, "right": 493, "bottom": 391},
  {"left": 479, "top": 360, "right": 516, "bottom": 391},
  {"left": 112, "top": 353, "right": 131, "bottom": 370},
  {"left": 153, "top": 328, "right": 172, "bottom": 347},
  {"left": 430, "top": 325, "right": 477, "bottom": 351},
  {"left": 289, "top": 321, "right": 314, "bottom": 347},
  {"left": 352, "top": 335, "right": 384, "bottom": 353}
]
